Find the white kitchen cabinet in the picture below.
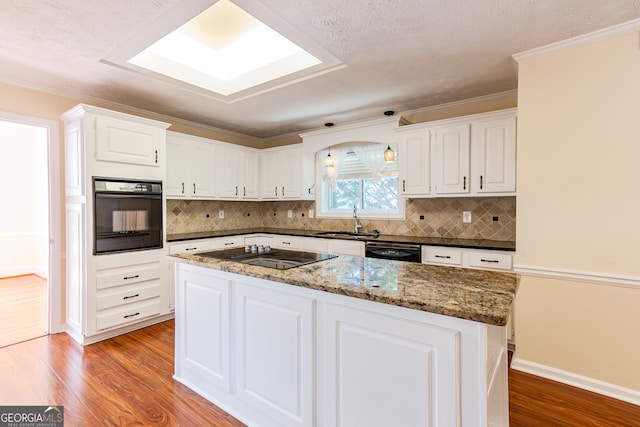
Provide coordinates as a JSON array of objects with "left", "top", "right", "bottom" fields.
[
  {"left": 396, "top": 108, "right": 516, "bottom": 198},
  {"left": 432, "top": 123, "right": 471, "bottom": 195},
  {"left": 95, "top": 114, "right": 165, "bottom": 168},
  {"left": 61, "top": 104, "right": 171, "bottom": 345},
  {"left": 218, "top": 146, "right": 260, "bottom": 199},
  {"left": 173, "top": 262, "right": 509, "bottom": 427},
  {"left": 472, "top": 116, "right": 517, "bottom": 194},
  {"left": 320, "top": 301, "right": 460, "bottom": 426},
  {"left": 260, "top": 147, "right": 314, "bottom": 200},
  {"left": 166, "top": 132, "right": 216, "bottom": 198},
  {"left": 398, "top": 131, "right": 431, "bottom": 196},
  {"left": 328, "top": 239, "right": 364, "bottom": 257},
  {"left": 235, "top": 280, "right": 315, "bottom": 427},
  {"left": 175, "top": 265, "right": 231, "bottom": 394},
  {"left": 422, "top": 246, "right": 514, "bottom": 272}
]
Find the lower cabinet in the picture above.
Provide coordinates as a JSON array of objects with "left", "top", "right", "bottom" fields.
[
  {"left": 235, "top": 281, "right": 315, "bottom": 427},
  {"left": 319, "top": 301, "right": 459, "bottom": 426},
  {"left": 174, "top": 263, "right": 508, "bottom": 427}
]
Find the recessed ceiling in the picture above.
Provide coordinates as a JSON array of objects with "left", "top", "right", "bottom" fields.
[
  {"left": 104, "top": 0, "right": 343, "bottom": 101},
  {"left": 0, "top": 0, "right": 639, "bottom": 139}
]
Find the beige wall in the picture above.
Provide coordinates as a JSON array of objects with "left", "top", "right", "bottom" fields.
[{"left": 515, "top": 32, "right": 640, "bottom": 391}]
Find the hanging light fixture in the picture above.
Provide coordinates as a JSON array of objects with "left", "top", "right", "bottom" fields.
[
  {"left": 382, "top": 111, "right": 396, "bottom": 162},
  {"left": 324, "top": 123, "right": 335, "bottom": 168},
  {"left": 384, "top": 144, "right": 395, "bottom": 163},
  {"left": 325, "top": 146, "right": 335, "bottom": 168}
]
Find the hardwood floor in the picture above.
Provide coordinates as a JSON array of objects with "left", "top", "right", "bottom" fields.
[
  {"left": 0, "top": 319, "right": 638, "bottom": 426},
  {"left": 0, "top": 274, "right": 47, "bottom": 348}
]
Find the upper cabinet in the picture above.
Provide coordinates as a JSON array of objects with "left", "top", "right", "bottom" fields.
[
  {"left": 397, "top": 109, "right": 516, "bottom": 198},
  {"left": 166, "top": 132, "right": 216, "bottom": 198},
  {"left": 471, "top": 116, "right": 516, "bottom": 194},
  {"left": 217, "top": 146, "right": 259, "bottom": 200},
  {"left": 95, "top": 115, "right": 166, "bottom": 168},
  {"left": 398, "top": 131, "right": 431, "bottom": 197},
  {"left": 260, "top": 147, "right": 314, "bottom": 200}
]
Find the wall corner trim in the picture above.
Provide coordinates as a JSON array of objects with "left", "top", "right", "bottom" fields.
[
  {"left": 513, "top": 17, "right": 640, "bottom": 63},
  {"left": 511, "top": 357, "right": 640, "bottom": 407}
]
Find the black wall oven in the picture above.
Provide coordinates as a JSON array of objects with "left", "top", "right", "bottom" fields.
[{"left": 93, "top": 177, "right": 163, "bottom": 255}]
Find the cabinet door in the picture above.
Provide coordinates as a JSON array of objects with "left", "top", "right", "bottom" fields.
[
  {"left": 235, "top": 282, "right": 315, "bottom": 427},
  {"left": 473, "top": 117, "right": 516, "bottom": 194},
  {"left": 175, "top": 267, "right": 231, "bottom": 393},
  {"left": 321, "top": 302, "right": 461, "bottom": 427},
  {"left": 433, "top": 124, "right": 470, "bottom": 195},
  {"left": 191, "top": 142, "right": 216, "bottom": 198},
  {"left": 399, "top": 132, "right": 431, "bottom": 196},
  {"left": 217, "top": 148, "right": 242, "bottom": 198},
  {"left": 95, "top": 116, "right": 162, "bottom": 167},
  {"left": 260, "top": 151, "right": 279, "bottom": 199},
  {"left": 166, "top": 138, "right": 188, "bottom": 197},
  {"left": 241, "top": 150, "right": 260, "bottom": 199},
  {"left": 280, "top": 149, "right": 302, "bottom": 199}
]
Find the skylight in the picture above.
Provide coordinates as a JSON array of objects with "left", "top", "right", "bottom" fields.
[{"left": 126, "top": 0, "right": 323, "bottom": 96}]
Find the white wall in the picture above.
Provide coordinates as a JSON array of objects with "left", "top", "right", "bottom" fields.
[
  {"left": 514, "top": 29, "right": 640, "bottom": 401},
  {"left": 0, "top": 120, "right": 49, "bottom": 278}
]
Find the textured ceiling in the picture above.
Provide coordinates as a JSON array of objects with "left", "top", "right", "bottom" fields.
[{"left": 1, "top": 0, "right": 640, "bottom": 139}]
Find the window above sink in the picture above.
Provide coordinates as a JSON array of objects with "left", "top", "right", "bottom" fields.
[{"left": 316, "top": 143, "right": 405, "bottom": 220}]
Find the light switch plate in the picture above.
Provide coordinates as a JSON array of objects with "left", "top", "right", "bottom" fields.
[
  {"left": 463, "top": 211, "right": 472, "bottom": 223},
  {"left": 308, "top": 209, "right": 314, "bottom": 218},
  {"left": 218, "top": 210, "right": 224, "bottom": 219},
  {"left": 287, "top": 210, "right": 293, "bottom": 218}
]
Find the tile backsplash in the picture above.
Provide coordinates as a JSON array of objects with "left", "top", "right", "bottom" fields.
[{"left": 167, "top": 197, "right": 515, "bottom": 241}]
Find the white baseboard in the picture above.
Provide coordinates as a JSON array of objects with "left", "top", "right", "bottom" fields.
[
  {"left": 0, "top": 265, "right": 47, "bottom": 279},
  {"left": 511, "top": 357, "right": 640, "bottom": 406}
]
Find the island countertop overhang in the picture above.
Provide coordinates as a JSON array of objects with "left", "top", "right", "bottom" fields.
[{"left": 169, "top": 252, "right": 519, "bottom": 327}]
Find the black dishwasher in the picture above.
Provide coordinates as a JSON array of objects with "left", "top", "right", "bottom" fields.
[{"left": 365, "top": 242, "right": 422, "bottom": 263}]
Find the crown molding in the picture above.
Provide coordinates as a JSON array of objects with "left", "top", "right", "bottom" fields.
[
  {"left": 513, "top": 18, "right": 640, "bottom": 63},
  {"left": 399, "top": 89, "right": 518, "bottom": 117}
]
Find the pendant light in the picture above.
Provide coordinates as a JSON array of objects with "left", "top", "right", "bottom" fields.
[
  {"left": 384, "top": 144, "right": 395, "bottom": 163},
  {"left": 325, "top": 147, "right": 335, "bottom": 168},
  {"left": 382, "top": 111, "right": 395, "bottom": 162},
  {"left": 324, "top": 123, "right": 335, "bottom": 169}
]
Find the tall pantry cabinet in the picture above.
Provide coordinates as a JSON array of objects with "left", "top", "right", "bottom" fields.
[{"left": 61, "top": 104, "right": 172, "bottom": 345}]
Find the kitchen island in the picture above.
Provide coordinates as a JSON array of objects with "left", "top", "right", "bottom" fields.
[{"left": 169, "top": 250, "right": 519, "bottom": 427}]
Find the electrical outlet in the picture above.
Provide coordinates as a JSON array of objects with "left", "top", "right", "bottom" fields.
[
  {"left": 463, "top": 211, "right": 472, "bottom": 223},
  {"left": 287, "top": 210, "right": 293, "bottom": 218},
  {"left": 218, "top": 210, "right": 224, "bottom": 219},
  {"left": 308, "top": 209, "right": 314, "bottom": 219}
]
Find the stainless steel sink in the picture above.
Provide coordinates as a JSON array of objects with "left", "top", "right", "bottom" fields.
[{"left": 315, "top": 230, "right": 380, "bottom": 238}]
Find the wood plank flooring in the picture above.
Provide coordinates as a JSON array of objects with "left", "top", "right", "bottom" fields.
[
  {"left": 0, "top": 319, "right": 638, "bottom": 426},
  {"left": 0, "top": 274, "right": 47, "bottom": 348}
]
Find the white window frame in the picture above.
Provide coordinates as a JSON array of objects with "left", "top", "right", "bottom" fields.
[{"left": 315, "top": 146, "right": 405, "bottom": 220}]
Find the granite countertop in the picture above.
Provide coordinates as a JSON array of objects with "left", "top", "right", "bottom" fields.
[
  {"left": 167, "top": 227, "right": 516, "bottom": 251},
  {"left": 169, "top": 251, "right": 519, "bottom": 327}
]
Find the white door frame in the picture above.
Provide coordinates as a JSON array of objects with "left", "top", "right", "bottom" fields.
[{"left": 0, "top": 111, "right": 62, "bottom": 334}]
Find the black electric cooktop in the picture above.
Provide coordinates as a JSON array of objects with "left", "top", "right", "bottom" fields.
[{"left": 197, "top": 247, "right": 337, "bottom": 270}]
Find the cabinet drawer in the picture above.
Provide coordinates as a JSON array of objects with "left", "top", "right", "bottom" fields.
[
  {"left": 169, "top": 241, "right": 211, "bottom": 254},
  {"left": 423, "top": 247, "right": 463, "bottom": 266},
  {"left": 96, "top": 298, "right": 161, "bottom": 331},
  {"left": 467, "top": 251, "right": 513, "bottom": 271},
  {"left": 211, "top": 238, "right": 242, "bottom": 249},
  {"left": 97, "top": 281, "right": 161, "bottom": 310},
  {"left": 96, "top": 264, "right": 160, "bottom": 290}
]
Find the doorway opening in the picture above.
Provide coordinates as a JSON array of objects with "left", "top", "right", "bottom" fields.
[{"left": 0, "top": 113, "right": 61, "bottom": 347}]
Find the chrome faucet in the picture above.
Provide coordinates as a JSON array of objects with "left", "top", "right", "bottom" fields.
[{"left": 353, "top": 205, "right": 363, "bottom": 234}]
